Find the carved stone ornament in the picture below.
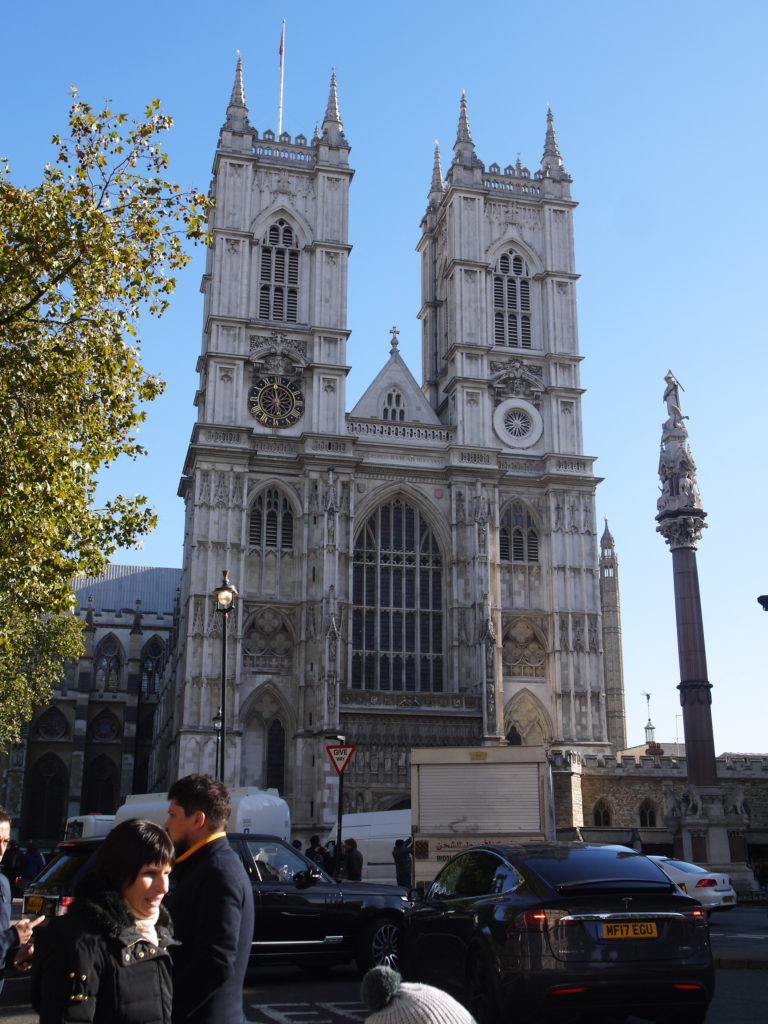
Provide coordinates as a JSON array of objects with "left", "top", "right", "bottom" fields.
[
  {"left": 490, "top": 359, "right": 545, "bottom": 406},
  {"left": 248, "top": 330, "right": 307, "bottom": 376}
]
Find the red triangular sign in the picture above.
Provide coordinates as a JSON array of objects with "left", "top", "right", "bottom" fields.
[{"left": 326, "top": 744, "right": 356, "bottom": 775}]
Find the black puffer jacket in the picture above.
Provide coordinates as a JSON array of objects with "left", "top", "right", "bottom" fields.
[{"left": 31, "top": 874, "right": 176, "bottom": 1024}]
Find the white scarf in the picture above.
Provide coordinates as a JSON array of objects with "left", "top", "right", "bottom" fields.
[{"left": 125, "top": 901, "right": 160, "bottom": 946}]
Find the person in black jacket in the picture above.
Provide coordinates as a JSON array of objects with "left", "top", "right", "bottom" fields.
[
  {"left": 31, "top": 819, "right": 176, "bottom": 1024},
  {"left": 163, "top": 775, "right": 254, "bottom": 1024}
]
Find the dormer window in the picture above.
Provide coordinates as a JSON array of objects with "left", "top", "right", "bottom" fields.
[
  {"left": 258, "top": 219, "right": 299, "bottom": 323},
  {"left": 382, "top": 388, "right": 405, "bottom": 421},
  {"left": 493, "top": 250, "right": 533, "bottom": 348}
]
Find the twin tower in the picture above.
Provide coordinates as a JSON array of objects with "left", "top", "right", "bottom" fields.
[{"left": 151, "top": 61, "right": 626, "bottom": 834}]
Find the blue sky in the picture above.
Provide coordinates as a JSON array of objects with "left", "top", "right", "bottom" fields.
[{"left": 3, "top": 1, "right": 766, "bottom": 754}]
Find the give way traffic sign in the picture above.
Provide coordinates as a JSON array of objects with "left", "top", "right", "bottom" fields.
[{"left": 326, "top": 744, "right": 356, "bottom": 775}]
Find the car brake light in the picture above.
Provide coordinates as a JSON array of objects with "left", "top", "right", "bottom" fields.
[
  {"left": 518, "top": 908, "right": 570, "bottom": 930},
  {"left": 552, "top": 987, "right": 587, "bottom": 995},
  {"left": 695, "top": 878, "right": 717, "bottom": 888},
  {"left": 59, "top": 896, "right": 74, "bottom": 914},
  {"left": 675, "top": 985, "right": 704, "bottom": 991}
]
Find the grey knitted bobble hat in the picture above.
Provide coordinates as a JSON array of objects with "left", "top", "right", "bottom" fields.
[{"left": 361, "top": 966, "right": 477, "bottom": 1024}]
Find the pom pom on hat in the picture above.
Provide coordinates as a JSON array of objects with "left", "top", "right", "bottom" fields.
[{"left": 360, "top": 966, "right": 477, "bottom": 1024}]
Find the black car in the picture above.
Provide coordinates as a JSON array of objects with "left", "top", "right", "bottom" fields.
[
  {"left": 24, "top": 833, "right": 408, "bottom": 972},
  {"left": 401, "top": 842, "right": 714, "bottom": 1024}
]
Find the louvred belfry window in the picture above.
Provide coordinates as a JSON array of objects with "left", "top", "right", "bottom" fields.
[
  {"left": 493, "top": 250, "right": 533, "bottom": 348},
  {"left": 499, "top": 502, "right": 539, "bottom": 563},
  {"left": 258, "top": 220, "right": 299, "bottom": 323},
  {"left": 249, "top": 489, "right": 294, "bottom": 551},
  {"left": 351, "top": 498, "right": 443, "bottom": 692}
]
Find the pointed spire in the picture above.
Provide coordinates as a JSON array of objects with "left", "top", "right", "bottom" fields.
[
  {"left": 540, "top": 105, "right": 566, "bottom": 177},
  {"left": 321, "top": 69, "right": 345, "bottom": 145},
  {"left": 225, "top": 53, "right": 249, "bottom": 132},
  {"left": 457, "top": 90, "right": 472, "bottom": 143},
  {"left": 601, "top": 515, "right": 615, "bottom": 547},
  {"left": 450, "top": 90, "right": 478, "bottom": 174},
  {"left": 428, "top": 141, "right": 444, "bottom": 204}
]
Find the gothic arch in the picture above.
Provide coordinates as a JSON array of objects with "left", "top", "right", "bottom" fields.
[
  {"left": 503, "top": 687, "right": 553, "bottom": 745},
  {"left": 249, "top": 204, "right": 314, "bottom": 249},
  {"left": 502, "top": 620, "right": 547, "bottom": 680},
  {"left": 593, "top": 798, "right": 612, "bottom": 827},
  {"left": 238, "top": 681, "right": 295, "bottom": 795},
  {"left": 24, "top": 752, "right": 68, "bottom": 841},
  {"left": 499, "top": 498, "right": 541, "bottom": 564},
  {"left": 82, "top": 753, "right": 120, "bottom": 814},
  {"left": 93, "top": 633, "right": 124, "bottom": 692},
  {"left": 486, "top": 235, "right": 543, "bottom": 275},
  {"left": 352, "top": 483, "right": 451, "bottom": 557}
]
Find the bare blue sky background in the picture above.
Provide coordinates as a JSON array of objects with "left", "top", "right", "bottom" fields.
[{"left": 3, "top": 0, "right": 766, "bottom": 753}]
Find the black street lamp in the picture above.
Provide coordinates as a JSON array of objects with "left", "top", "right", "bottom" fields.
[
  {"left": 758, "top": 596, "right": 768, "bottom": 612},
  {"left": 213, "top": 706, "right": 222, "bottom": 776},
  {"left": 213, "top": 570, "right": 237, "bottom": 783}
]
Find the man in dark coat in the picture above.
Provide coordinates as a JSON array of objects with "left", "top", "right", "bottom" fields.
[
  {"left": 341, "top": 837, "right": 363, "bottom": 881},
  {"left": 163, "top": 776, "right": 254, "bottom": 1024}
]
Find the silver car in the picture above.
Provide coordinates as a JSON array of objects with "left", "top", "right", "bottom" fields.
[{"left": 648, "top": 856, "right": 737, "bottom": 912}]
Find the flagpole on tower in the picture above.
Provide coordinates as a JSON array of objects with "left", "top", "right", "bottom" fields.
[{"left": 277, "top": 19, "right": 285, "bottom": 137}]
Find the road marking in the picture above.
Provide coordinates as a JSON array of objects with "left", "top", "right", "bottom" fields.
[{"left": 246, "top": 1002, "right": 366, "bottom": 1023}]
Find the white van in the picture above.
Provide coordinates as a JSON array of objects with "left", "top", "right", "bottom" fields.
[
  {"left": 114, "top": 787, "right": 290, "bottom": 840},
  {"left": 323, "top": 809, "right": 411, "bottom": 885},
  {"left": 64, "top": 815, "right": 115, "bottom": 840}
]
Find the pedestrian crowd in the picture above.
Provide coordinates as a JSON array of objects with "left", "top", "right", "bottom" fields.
[{"left": 0, "top": 783, "right": 424, "bottom": 1024}]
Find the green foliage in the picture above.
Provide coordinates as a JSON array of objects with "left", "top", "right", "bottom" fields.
[
  {"left": 0, "top": 602, "right": 85, "bottom": 748},
  {"left": 0, "top": 92, "right": 209, "bottom": 741}
]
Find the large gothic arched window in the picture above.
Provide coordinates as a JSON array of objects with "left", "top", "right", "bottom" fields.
[
  {"left": 499, "top": 502, "right": 539, "bottom": 563},
  {"left": 94, "top": 636, "right": 122, "bottom": 692},
  {"left": 493, "top": 250, "right": 533, "bottom": 348},
  {"left": 352, "top": 498, "right": 443, "bottom": 692},
  {"left": 258, "top": 219, "right": 299, "bottom": 323}
]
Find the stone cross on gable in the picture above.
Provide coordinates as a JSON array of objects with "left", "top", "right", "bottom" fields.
[{"left": 390, "top": 326, "right": 399, "bottom": 353}]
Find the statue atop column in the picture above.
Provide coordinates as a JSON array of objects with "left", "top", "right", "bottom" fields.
[{"left": 656, "top": 372, "right": 706, "bottom": 548}]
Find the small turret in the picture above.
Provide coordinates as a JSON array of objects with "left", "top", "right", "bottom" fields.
[{"left": 225, "top": 54, "right": 249, "bottom": 132}]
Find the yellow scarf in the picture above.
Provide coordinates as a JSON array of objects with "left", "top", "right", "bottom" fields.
[{"left": 174, "top": 831, "right": 227, "bottom": 865}]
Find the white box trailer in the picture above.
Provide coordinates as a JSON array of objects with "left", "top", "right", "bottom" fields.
[
  {"left": 114, "top": 787, "right": 290, "bottom": 840},
  {"left": 410, "top": 745, "right": 553, "bottom": 885},
  {"left": 322, "top": 808, "right": 412, "bottom": 885}
]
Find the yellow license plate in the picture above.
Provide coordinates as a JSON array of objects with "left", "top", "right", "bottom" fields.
[
  {"left": 26, "top": 896, "right": 43, "bottom": 914},
  {"left": 723, "top": 896, "right": 734, "bottom": 903},
  {"left": 600, "top": 921, "right": 658, "bottom": 939}
]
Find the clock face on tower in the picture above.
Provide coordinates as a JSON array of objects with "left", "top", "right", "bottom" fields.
[{"left": 248, "top": 375, "right": 305, "bottom": 428}]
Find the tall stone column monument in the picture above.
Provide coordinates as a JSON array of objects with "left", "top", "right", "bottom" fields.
[{"left": 655, "top": 373, "right": 751, "bottom": 876}]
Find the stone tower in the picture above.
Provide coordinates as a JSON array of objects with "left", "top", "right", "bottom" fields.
[
  {"left": 599, "top": 519, "right": 627, "bottom": 751},
  {"left": 153, "top": 66, "right": 623, "bottom": 836}
]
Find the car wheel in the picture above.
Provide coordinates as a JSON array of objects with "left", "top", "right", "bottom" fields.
[
  {"left": 466, "top": 948, "right": 503, "bottom": 1024},
  {"left": 356, "top": 917, "right": 401, "bottom": 973}
]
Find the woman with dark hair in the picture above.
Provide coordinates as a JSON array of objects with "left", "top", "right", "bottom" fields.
[{"left": 31, "top": 819, "right": 176, "bottom": 1024}]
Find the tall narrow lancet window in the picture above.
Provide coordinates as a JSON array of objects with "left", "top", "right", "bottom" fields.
[
  {"left": 249, "top": 489, "right": 294, "bottom": 551},
  {"left": 351, "top": 498, "right": 443, "bottom": 692},
  {"left": 141, "top": 637, "right": 165, "bottom": 696},
  {"left": 639, "top": 799, "right": 656, "bottom": 828},
  {"left": 499, "top": 502, "right": 539, "bottom": 563},
  {"left": 493, "top": 250, "right": 533, "bottom": 348},
  {"left": 258, "top": 219, "right": 299, "bottom": 323}
]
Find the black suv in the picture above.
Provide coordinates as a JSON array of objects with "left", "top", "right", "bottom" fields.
[{"left": 24, "top": 833, "right": 408, "bottom": 972}]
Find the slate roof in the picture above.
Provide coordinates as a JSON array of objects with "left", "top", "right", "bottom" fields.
[{"left": 72, "top": 564, "right": 182, "bottom": 616}]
